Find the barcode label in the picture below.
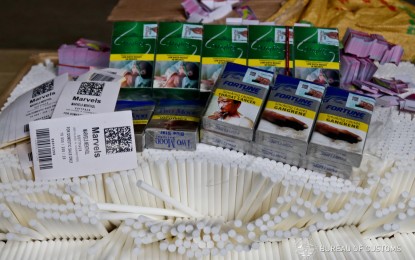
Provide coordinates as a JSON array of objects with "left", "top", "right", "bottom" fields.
[
  {"left": 90, "top": 73, "right": 115, "bottom": 82},
  {"left": 35, "top": 128, "right": 53, "bottom": 170},
  {"left": 29, "top": 111, "right": 137, "bottom": 180},
  {"left": 24, "top": 124, "right": 30, "bottom": 133}
]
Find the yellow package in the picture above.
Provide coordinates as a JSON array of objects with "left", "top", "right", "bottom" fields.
[{"left": 267, "top": 0, "right": 415, "bottom": 62}]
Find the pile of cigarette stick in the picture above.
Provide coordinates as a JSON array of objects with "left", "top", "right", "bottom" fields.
[{"left": 0, "top": 107, "right": 415, "bottom": 258}]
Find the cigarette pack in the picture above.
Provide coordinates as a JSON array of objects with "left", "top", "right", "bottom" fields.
[
  {"left": 200, "top": 129, "right": 251, "bottom": 154},
  {"left": 110, "top": 22, "right": 157, "bottom": 88},
  {"left": 255, "top": 75, "right": 325, "bottom": 157},
  {"left": 293, "top": 26, "right": 340, "bottom": 87},
  {"left": 115, "top": 100, "right": 155, "bottom": 152},
  {"left": 250, "top": 143, "right": 304, "bottom": 166},
  {"left": 200, "top": 24, "right": 248, "bottom": 91},
  {"left": 145, "top": 102, "right": 203, "bottom": 151},
  {"left": 202, "top": 62, "right": 273, "bottom": 141},
  {"left": 307, "top": 87, "right": 375, "bottom": 167},
  {"left": 248, "top": 25, "right": 293, "bottom": 78},
  {"left": 153, "top": 22, "right": 203, "bottom": 90}
]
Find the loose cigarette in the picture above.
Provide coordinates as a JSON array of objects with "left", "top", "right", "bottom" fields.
[
  {"left": 194, "top": 159, "right": 203, "bottom": 215},
  {"left": 177, "top": 159, "right": 188, "bottom": 207},
  {"left": 236, "top": 173, "right": 267, "bottom": 220},
  {"left": 228, "top": 164, "right": 238, "bottom": 221},
  {"left": 213, "top": 162, "right": 222, "bottom": 217},
  {"left": 168, "top": 159, "right": 181, "bottom": 205},
  {"left": 141, "top": 162, "right": 159, "bottom": 208},
  {"left": 222, "top": 164, "right": 230, "bottom": 221},
  {"left": 137, "top": 180, "right": 203, "bottom": 218},
  {"left": 186, "top": 159, "right": 195, "bottom": 211}
]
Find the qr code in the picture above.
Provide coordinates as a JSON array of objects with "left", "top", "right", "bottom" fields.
[
  {"left": 32, "top": 80, "right": 54, "bottom": 98},
  {"left": 77, "top": 82, "right": 105, "bottom": 96},
  {"left": 104, "top": 126, "right": 133, "bottom": 154}
]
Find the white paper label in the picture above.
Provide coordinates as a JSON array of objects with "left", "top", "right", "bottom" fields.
[
  {"left": 52, "top": 81, "right": 121, "bottom": 118},
  {"left": 29, "top": 111, "right": 138, "bottom": 180},
  {"left": 2, "top": 74, "right": 69, "bottom": 146}
]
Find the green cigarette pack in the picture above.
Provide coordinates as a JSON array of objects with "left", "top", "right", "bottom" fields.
[
  {"left": 200, "top": 24, "right": 248, "bottom": 91},
  {"left": 110, "top": 22, "right": 157, "bottom": 88},
  {"left": 153, "top": 22, "right": 203, "bottom": 90},
  {"left": 248, "top": 25, "right": 293, "bottom": 78},
  {"left": 293, "top": 26, "right": 340, "bottom": 87}
]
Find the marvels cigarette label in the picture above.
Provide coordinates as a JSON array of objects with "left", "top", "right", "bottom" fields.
[
  {"left": 266, "top": 102, "right": 316, "bottom": 119},
  {"left": 317, "top": 113, "right": 369, "bottom": 132},
  {"left": 29, "top": 111, "right": 137, "bottom": 180},
  {"left": 152, "top": 115, "right": 200, "bottom": 122}
]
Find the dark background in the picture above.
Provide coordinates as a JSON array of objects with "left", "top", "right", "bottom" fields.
[{"left": 0, "top": 0, "right": 118, "bottom": 49}]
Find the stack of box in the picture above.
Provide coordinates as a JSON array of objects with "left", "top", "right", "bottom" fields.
[
  {"left": 253, "top": 75, "right": 325, "bottom": 166},
  {"left": 201, "top": 62, "right": 273, "bottom": 153},
  {"left": 306, "top": 87, "right": 376, "bottom": 178}
]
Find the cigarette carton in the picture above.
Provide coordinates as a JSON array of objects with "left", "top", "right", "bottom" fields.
[
  {"left": 307, "top": 87, "right": 375, "bottom": 167},
  {"left": 145, "top": 103, "right": 203, "bottom": 151},
  {"left": 293, "top": 26, "right": 340, "bottom": 87},
  {"left": 248, "top": 25, "right": 293, "bottom": 78},
  {"left": 110, "top": 22, "right": 157, "bottom": 88},
  {"left": 115, "top": 100, "right": 155, "bottom": 152},
  {"left": 255, "top": 75, "right": 326, "bottom": 157},
  {"left": 202, "top": 62, "right": 273, "bottom": 141},
  {"left": 153, "top": 22, "right": 203, "bottom": 90},
  {"left": 201, "top": 24, "right": 248, "bottom": 91}
]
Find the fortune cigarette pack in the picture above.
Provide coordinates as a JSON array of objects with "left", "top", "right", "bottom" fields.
[
  {"left": 153, "top": 22, "right": 203, "bottom": 90},
  {"left": 248, "top": 25, "right": 293, "bottom": 78},
  {"left": 307, "top": 87, "right": 375, "bottom": 167},
  {"left": 255, "top": 75, "right": 325, "bottom": 157},
  {"left": 293, "top": 26, "right": 340, "bottom": 87},
  {"left": 115, "top": 100, "right": 155, "bottom": 152},
  {"left": 145, "top": 103, "right": 203, "bottom": 151},
  {"left": 110, "top": 22, "right": 157, "bottom": 88},
  {"left": 202, "top": 62, "right": 273, "bottom": 141},
  {"left": 200, "top": 25, "right": 248, "bottom": 92}
]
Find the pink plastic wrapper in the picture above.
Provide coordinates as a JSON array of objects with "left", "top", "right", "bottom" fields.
[{"left": 58, "top": 39, "right": 110, "bottom": 77}]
